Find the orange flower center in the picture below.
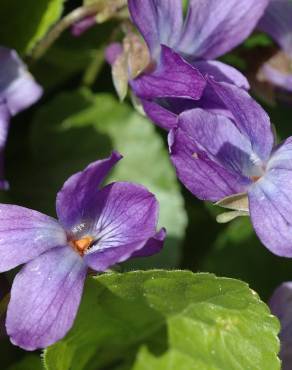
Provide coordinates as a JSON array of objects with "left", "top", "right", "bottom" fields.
[{"left": 71, "top": 236, "right": 94, "bottom": 256}]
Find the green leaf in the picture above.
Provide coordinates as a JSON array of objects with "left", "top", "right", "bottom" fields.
[
  {"left": 0, "top": 0, "right": 65, "bottom": 54},
  {"left": 44, "top": 271, "right": 280, "bottom": 370},
  {"left": 8, "top": 90, "right": 187, "bottom": 268}
]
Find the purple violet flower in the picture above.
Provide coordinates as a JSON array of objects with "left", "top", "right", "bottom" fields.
[
  {"left": 0, "top": 47, "right": 43, "bottom": 189},
  {"left": 71, "top": 15, "right": 97, "bottom": 37},
  {"left": 0, "top": 152, "right": 166, "bottom": 350},
  {"left": 269, "top": 282, "right": 292, "bottom": 370},
  {"left": 170, "top": 78, "right": 292, "bottom": 257},
  {"left": 106, "top": 0, "right": 269, "bottom": 130},
  {"left": 257, "top": 0, "right": 292, "bottom": 93}
]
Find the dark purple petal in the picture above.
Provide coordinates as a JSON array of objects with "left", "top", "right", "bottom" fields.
[
  {"left": 178, "top": 0, "right": 269, "bottom": 59},
  {"left": 130, "top": 228, "right": 166, "bottom": 258},
  {"left": 128, "top": 0, "right": 183, "bottom": 59},
  {"left": 258, "top": 0, "right": 292, "bottom": 55},
  {"left": 6, "top": 246, "right": 87, "bottom": 351},
  {"left": 71, "top": 15, "right": 96, "bottom": 37},
  {"left": 82, "top": 182, "right": 160, "bottom": 271},
  {"left": 169, "top": 110, "right": 252, "bottom": 202},
  {"left": 259, "top": 61, "right": 292, "bottom": 92},
  {"left": 0, "top": 103, "right": 10, "bottom": 190},
  {"left": 56, "top": 151, "right": 122, "bottom": 231},
  {"left": 141, "top": 99, "right": 178, "bottom": 130},
  {"left": 248, "top": 137, "right": 292, "bottom": 257},
  {"left": 0, "top": 204, "right": 66, "bottom": 272},
  {"left": 269, "top": 282, "right": 292, "bottom": 370},
  {"left": 192, "top": 60, "right": 250, "bottom": 89},
  {"left": 0, "top": 47, "right": 43, "bottom": 116},
  {"left": 105, "top": 43, "right": 123, "bottom": 66},
  {"left": 208, "top": 79, "right": 274, "bottom": 162},
  {"left": 130, "top": 45, "right": 206, "bottom": 100}
]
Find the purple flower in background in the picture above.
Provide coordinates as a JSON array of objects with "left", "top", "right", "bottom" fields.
[
  {"left": 0, "top": 152, "right": 165, "bottom": 350},
  {"left": 106, "top": 0, "right": 269, "bottom": 130},
  {"left": 0, "top": 47, "right": 43, "bottom": 189},
  {"left": 71, "top": 15, "right": 96, "bottom": 37},
  {"left": 269, "top": 282, "right": 292, "bottom": 370},
  {"left": 257, "top": 0, "right": 292, "bottom": 93},
  {"left": 170, "top": 78, "right": 292, "bottom": 257}
]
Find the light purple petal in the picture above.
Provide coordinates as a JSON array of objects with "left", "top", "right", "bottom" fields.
[
  {"left": 0, "top": 204, "right": 67, "bottom": 272},
  {"left": 6, "top": 246, "right": 87, "bottom": 350},
  {"left": 82, "top": 182, "right": 160, "bottom": 271},
  {"left": 258, "top": 0, "right": 292, "bottom": 55},
  {"left": 105, "top": 43, "right": 123, "bottom": 66},
  {"left": 0, "top": 103, "right": 10, "bottom": 190},
  {"left": 128, "top": 0, "right": 183, "bottom": 59},
  {"left": 0, "top": 47, "right": 43, "bottom": 116},
  {"left": 130, "top": 228, "right": 166, "bottom": 258},
  {"left": 56, "top": 151, "right": 122, "bottom": 231},
  {"left": 208, "top": 79, "right": 274, "bottom": 162},
  {"left": 130, "top": 45, "right": 206, "bottom": 100},
  {"left": 192, "top": 60, "right": 250, "bottom": 90},
  {"left": 269, "top": 282, "right": 292, "bottom": 370},
  {"left": 260, "top": 61, "right": 292, "bottom": 92},
  {"left": 178, "top": 0, "right": 269, "bottom": 59},
  {"left": 248, "top": 137, "right": 292, "bottom": 257},
  {"left": 169, "top": 110, "right": 252, "bottom": 202},
  {"left": 71, "top": 15, "right": 96, "bottom": 37}
]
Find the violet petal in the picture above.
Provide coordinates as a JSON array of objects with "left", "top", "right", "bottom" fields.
[
  {"left": 192, "top": 60, "right": 250, "bottom": 90},
  {"left": 258, "top": 0, "right": 292, "bottom": 55},
  {"left": 128, "top": 0, "right": 183, "bottom": 59},
  {"left": 56, "top": 151, "right": 122, "bottom": 231},
  {"left": 0, "top": 204, "right": 67, "bottom": 272},
  {"left": 0, "top": 103, "right": 10, "bottom": 190},
  {"left": 130, "top": 228, "right": 166, "bottom": 258},
  {"left": 6, "top": 246, "right": 87, "bottom": 351},
  {"left": 170, "top": 110, "right": 252, "bottom": 202},
  {"left": 208, "top": 79, "right": 274, "bottom": 162},
  {"left": 130, "top": 45, "right": 206, "bottom": 100},
  {"left": 178, "top": 0, "right": 269, "bottom": 59},
  {"left": 269, "top": 282, "right": 292, "bottom": 370},
  {"left": 0, "top": 47, "right": 43, "bottom": 116},
  {"left": 83, "top": 182, "right": 160, "bottom": 271},
  {"left": 249, "top": 137, "right": 292, "bottom": 257}
]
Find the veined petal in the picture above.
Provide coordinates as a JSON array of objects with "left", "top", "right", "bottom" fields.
[
  {"left": 178, "top": 0, "right": 269, "bottom": 59},
  {"left": 177, "top": 109, "right": 260, "bottom": 178},
  {"left": 6, "top": 246, "right": 87, "bottom": 350},
  {"left": 169, "top": 113, "right": 251, "bottom": 202},
  {"left": 130, "top": 45, "right": 206, "bottom": 100},
  {"left": 0, "top": 204, "right": 66, "bottom": 272},
  {"left": 82, "top": 182, "right": 160, "bottom": 271},
  {"left": 258, "top": 0, "right": 292, "bottom": 55},
  {"left": 208, "top": 79, "right": 274, "bottom": 161},
  {"left": 130, "top": 228, "right": 166, "bottom": 258},
  {"left": 128, "top": 0, "right": 183, "bottom": 59},
  {"left": 269, "top": 282, "right": 292, "bottom": 370},
  {"left": 249, "top": 138, "right": 292, "bottom": 257},
  {"left": 0, "top": 47, "right": 42, "bottom": 116},
  {"left": 56, "top": 151, "right": 122, "bottom": 230},
  {"left": 192, "top": 60, "right": 250, "bottom": 90}
]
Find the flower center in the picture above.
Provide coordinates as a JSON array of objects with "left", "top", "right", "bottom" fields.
[{"left": 71, "top": 236, "right": 94, "bottom": 256}]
